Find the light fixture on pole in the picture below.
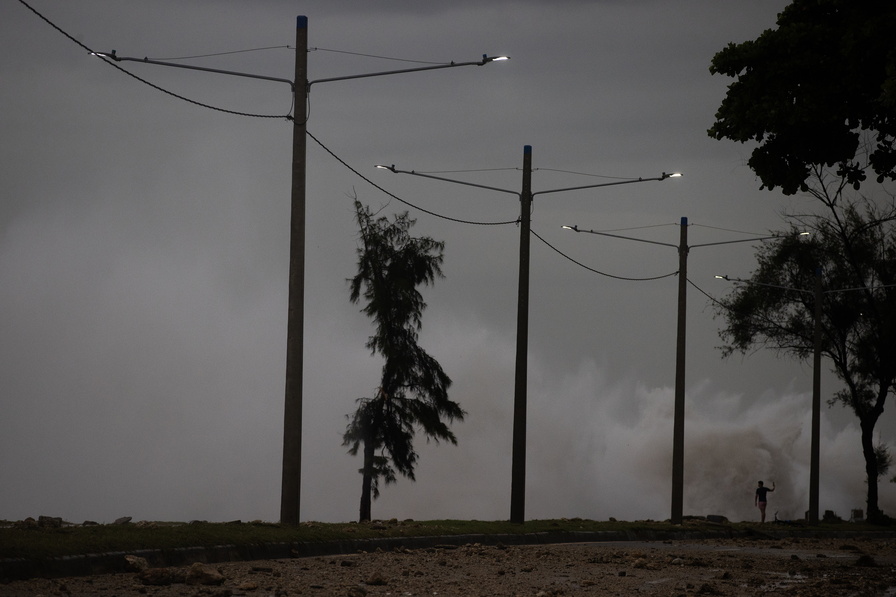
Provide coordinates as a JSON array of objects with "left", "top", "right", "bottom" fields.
[
  {"left": 715, "top": 272, "right": 822, "bottom": 523},
  {"left": 380, "top": 147, "right": 679, "bottom": 523},
  {"left": 93, "top": 17, "right": 508, "bottom": 525},
  {"left": 565, "top": 220, "right": 774, "bottom": 524}
]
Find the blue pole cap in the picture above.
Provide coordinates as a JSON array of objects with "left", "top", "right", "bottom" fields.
[{"left": 297, "top": 16, "right": 308, "bottom": 29}]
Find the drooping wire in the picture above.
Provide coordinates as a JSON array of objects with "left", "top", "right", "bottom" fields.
[
  {"left": 17, "top": 0, "right": 291, "bottom": 120},
  {"left": 306, "top": 130, "right": 519, "bottom": 227},
  {"left": 530, "top": 229, "right": 679, "bottom": 282},
  {"left": 687, "top": 277, "right": 729, "bottom": 309}
]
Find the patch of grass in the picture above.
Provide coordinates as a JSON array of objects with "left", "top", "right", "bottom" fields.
[{"left": 0, "top": 517, "right": 865, "bottom": 561}]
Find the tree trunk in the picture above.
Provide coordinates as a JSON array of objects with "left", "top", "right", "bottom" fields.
[
  {"left": 359, "top": 438, "right": 374, "bottom": 522},
  {"left": 860, "top": 416, "right": 882, "bottom": 521}
]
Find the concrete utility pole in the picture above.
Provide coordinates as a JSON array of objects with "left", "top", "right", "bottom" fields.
[
  {"left": 809, "top": 268, "right": 822, "bottom": 524},
  {"left": 565, "top": 220, "right": 774, "bottom": 525},
  {"left": 278, "top": 19, "right": 507, "bottom": 525},
  {"left": 96, "top": 16, "right": 506, "bottom": 526},
  {"left": 671, "top": 217, "right": 688, "bottom": 524},
  {"left": 379, "top": 149, "right": 678, "bottom": 524},
  {"left": 510, "top": 146, "right": 533, "bottom": 524},
  {"left": 280, "top": 15, "right": 308, "bottom": 527}
]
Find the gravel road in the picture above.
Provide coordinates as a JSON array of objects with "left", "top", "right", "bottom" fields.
[{"left": 2, "top": 535, "right": 895, "bottom": 596}]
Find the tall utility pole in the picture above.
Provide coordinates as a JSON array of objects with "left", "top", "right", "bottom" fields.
[
  {"left": 671, "top": 216, "right": 688, "bottom": 524},
  {"left": 809, "top": 268, "right": 822, "bottom": 524},
  {"left": 378, "top": 148, "right": 678, "bottom": 523},
  {"left": 564, "top": 219, "right": 774, "bottom": 524},
  {"left": 278, "top": 20, "right": 506, "bottom": 525},
  {"left": 281, "top": 15, "right": 308, "bottom": 527},
  {"left": 715, "top": 266, "right": 886, "bottom": 524},
  {"left": 510, "top": 146, "right": 533, "bottom": 524},
  {"left": 96, "top": 16, "right": 507, "bottom": 526}
]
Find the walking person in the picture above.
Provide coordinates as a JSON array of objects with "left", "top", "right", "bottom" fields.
[{"left": 755, "top": 480, "right": 775, "bottom": 523}]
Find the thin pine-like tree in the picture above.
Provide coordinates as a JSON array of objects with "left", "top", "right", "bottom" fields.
[{"left": 344, "top": 201, "right": 465, "bottom": 522}]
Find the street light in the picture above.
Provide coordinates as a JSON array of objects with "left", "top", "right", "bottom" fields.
[
  {"left": 715, "top": 271, "right": 823, "bottom": 523},
  {"left": 94, "top": 16, "right": 507, "bottom": 525},
  {"left": 380, "top": 146, "right": 679, "bottom": 523},
  {"left": 565, "top": 219, "right": 775, "bottom": 524},
  {"left": 716, "top": 268, "right": 896, "bottom": 523}
]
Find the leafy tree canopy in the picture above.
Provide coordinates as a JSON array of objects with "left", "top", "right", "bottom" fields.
[{"left": 709, "top": 0, "right": 896, "bottom": 195}]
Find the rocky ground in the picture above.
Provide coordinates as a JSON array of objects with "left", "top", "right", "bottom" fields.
[{"left": 2, "top": 535, "right": 895, "bottom": 596}]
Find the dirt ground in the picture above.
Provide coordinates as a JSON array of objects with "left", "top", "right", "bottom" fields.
[{"left": 2, "top": 535, "right": 895, "bottom": 596}]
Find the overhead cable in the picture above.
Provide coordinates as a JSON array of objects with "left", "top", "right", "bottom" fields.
[
  {"left": 535, "top": 168, "right": 648, "bottom": 180},
  {"left": 690, "top": 223, "right": 772, "bottom": 236},
  {"left": 149, "top": 46, "right": 292, "bottom": 61},
  {"left": 687, "top": 278, "right": 728, "bottom": 308},
  {"left": 310, "top": 47, "right": 449, "bottom": 65},
  {"left": 530, "top": 229, "right": 679, "bottom": 282},
  {"left": 306, "top": 130, "right": 519, "bottom": 227},
  {"left": 17, "top": 0, "right": 290, "bottom": 120}
]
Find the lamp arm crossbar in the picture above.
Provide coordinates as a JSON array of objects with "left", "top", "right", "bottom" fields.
[
  {"left": 564, "top": 226, "right": 677, "bottom": 249},
  {"left": 95, "top": 53, "right": 295, "bottom": 90},
  {"left": 96, "top": 52, "right": 506, "bottom": 93},
  {"left": 309, "top": 56, "right": 503, "bottom": 89},
  {"left": 383, "top": 168, "right": 520, "bottom": 196},
  {"left": 532, "top": 174, "right": 671, "bottom": 198},
  {"left": 384, "top": 169, "right": 676, "bottom": 198}
]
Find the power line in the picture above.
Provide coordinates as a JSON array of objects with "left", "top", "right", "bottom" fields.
[
  {"left": 17, "top": 0, "right": 290, "bottom": 120},
  {"left": 690, "top": 223, "right": 772, "bottom": 236},
  {"left": 585, "top": 222, "right": 679, "bottom": 234},
  {"left": 530, "top": 229, "right": 679, "bottom": 282},
  {"left": 305, "top": 133, "right": 681, "bottom": 279},
  {"left": 149, "top": 45, "right": 293, "bottom": 61},
  {"left": 21, "top": 0, "right": 514, "bottom": 223},
  {"left": 687, "top": 277, "right": 728, "bottom": 309},
  {"left": 101, "top": 60, "right": 291, "bottom": 119},
  {"left": 310, "top": 47, "right": 449, "bottom": 65},
  {"left": 535, "top": 168, "right": 648, "bottom": 180},
  {"left": 306, "top": 130, "right": 519, "bottom": 227}
]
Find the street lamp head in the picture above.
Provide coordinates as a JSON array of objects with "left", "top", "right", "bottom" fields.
[
  {"left": 662, "top": 172, "right": 683, "bottom": 180},
  {"left": 715, "top": 275, "right": 730, "bottom": 280},
  {"left": 561, "top": 225, "right": 579, "bottom": 232},
  {"left": 90, "top": 50, "right": 118, "bottom": 60},
  {"left": 480, "top": 54, "right": 510, "bottom": 65},
  {"left": 374, "top": 164, "right": 397, "bottom": 172}
]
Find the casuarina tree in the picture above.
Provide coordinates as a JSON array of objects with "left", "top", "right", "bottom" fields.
[{"left": 343, "top": 200, "right": 465, "bottom": 522}]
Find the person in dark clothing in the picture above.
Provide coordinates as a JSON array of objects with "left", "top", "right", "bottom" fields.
[{"left": 755, "top": 480, "right": 775, "bottom": 523}]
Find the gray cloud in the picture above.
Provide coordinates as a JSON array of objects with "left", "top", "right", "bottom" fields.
[{"left": 2, "top": 0, "right": 892, "bottom": 524}]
